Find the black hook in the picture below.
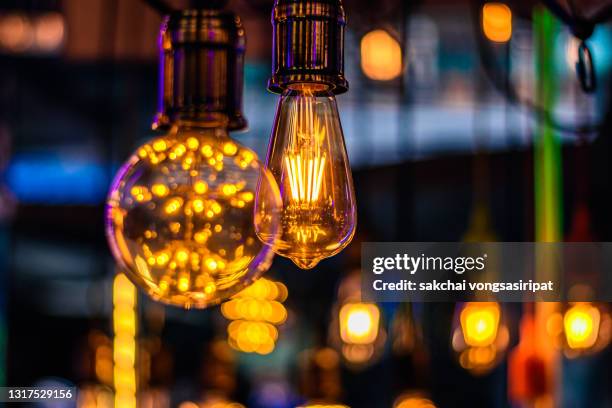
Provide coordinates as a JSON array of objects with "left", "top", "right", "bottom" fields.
[{"left": 576, "top": 40, "right": 596, "bottom": 93}]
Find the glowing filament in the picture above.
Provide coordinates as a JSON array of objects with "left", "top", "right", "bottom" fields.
[
  {"left": 282, "top": 87, "right": 328, "bottom": 207},
  {"left": 285, "top": 154, "right": 326, "bottom": 204},
  {"left": 254, "top": 82, "right": 356, "bottom": 270}
]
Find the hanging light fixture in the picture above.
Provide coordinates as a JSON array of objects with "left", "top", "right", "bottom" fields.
[
  {"left": 254, "top": 0, "right": 356, "bottom": 270},
  {"left": 546, "top": 108, "right": 612, "bottom": 358},
  {"left": 328, "top": 271, "right": 385, "bottom": 369},
  {"left": 451, "top": 302, "right": 510, "bottom": 375},
  {"left": 453, "top": 154, "right": 509, "bottom": 375},
  {"left": 546, "top": 300, "right": 611, "bottom": 357},
  {"left": 106, "top": 4, "right": 282, "bottom": 309}
]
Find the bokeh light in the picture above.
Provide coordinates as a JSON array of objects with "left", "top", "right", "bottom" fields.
[
  {"left": 482, "top": 3, "right": 512, "bottom": 43},
  {"left": 564, "top": 303, "right": 600, "bottom": 350},
  {"left": 339, "top": 303, "right": 380, "bottom": 345},
  {"left": 0, "top": 12, "right": 64, "bottom": 54},
  {"left": 360, "top": 29, "right": 403, "bottom": 81},
  {"left": 0, "top": 13, "right": 34, "bottom": 52},
  {"left": 113, "top": 273, "right": 137, "bottom": 408},
  {"left": 452, "top": 302, "right": 509, "bottom": 374},
  {"left": 222, "top": 277, "right": 288, "bottom": 355},
  {"left": 460, "top": 302, "right": 500, "bottom": 347},
  {"left": 33, "top": 12, "right": 65, "bottom": 52}
]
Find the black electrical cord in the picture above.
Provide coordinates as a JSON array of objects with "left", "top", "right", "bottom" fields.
[{"left": 471, "top": 0, "right": 608, "bottom": 135}]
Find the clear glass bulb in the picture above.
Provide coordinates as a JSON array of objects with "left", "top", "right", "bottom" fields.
[
  {"left": 254, "top": 84, "right": 356, "bottom": 269},
  {"left": 106, "top": 123, "right": 281, "bottom": 308}
]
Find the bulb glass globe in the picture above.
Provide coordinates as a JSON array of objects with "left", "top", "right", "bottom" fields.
[
  {"left": 106, "top": 124, "right": 281, "bottom": 308},
  {"left": 255, "top": 84, "right": 356, "bottom": 269}
]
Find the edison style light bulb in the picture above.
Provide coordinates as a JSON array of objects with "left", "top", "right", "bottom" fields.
[
  {"left": 255, "top": 84, "right": 356, "bottom": 269},
  {"left": 257, "top": 0, "right": 356, "bottom": 269},
  {"left": 106, "top": 8, "right": 282, "bottom": 308},
  {"left": 106, "top": 123, "right": 281, "bottom": 308}
]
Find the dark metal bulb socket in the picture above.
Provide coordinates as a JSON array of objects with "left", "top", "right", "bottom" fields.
[
  {"left": 268, "top": 0, "right": 348, "bottom": 95},
  {"left": 154, "top": 9, "right": 247, "bottom": 131}
]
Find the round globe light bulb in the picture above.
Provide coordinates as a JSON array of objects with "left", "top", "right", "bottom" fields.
[{"left": 106, "top": 124, "right": 281, "bottom": 308}]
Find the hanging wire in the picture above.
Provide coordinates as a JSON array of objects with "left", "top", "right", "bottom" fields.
[{"left": 471, "top": 0, "right": 612, "bottom": 135}]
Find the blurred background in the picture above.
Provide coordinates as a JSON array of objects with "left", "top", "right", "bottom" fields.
[{"left": 0, "top": 0, "right": 612, "bottom": 407}]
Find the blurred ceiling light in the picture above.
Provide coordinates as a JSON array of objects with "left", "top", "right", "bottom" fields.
[
  {"left": 0, "top": 13, "right": 34, "bottom": 52},
  {"left": 34, "top": 12, "right": 65, "bottom": 52},
  {"left": 0, "top": 12, "right": 64, "bottom": 54},
  {"left": 452, "top": 302, "right": 509, "bottom": 375},
  {"left": 482, "top": 3, "right": 512, "bottom": 43},
  {"left": 330, "top": 272, "right": 386, "bottom": 368},
  {"left": 547, "top": 298, "right": 611, "bottom": 357},
  {"left": 563, "top": 303, "right": 600, "bottom": 350},
  {"left": 460, "top": 302, "right": 500, "bottom": 347},
  {"left": 339, "top": 303, "right": 380, "bottom": 345},
  {"left": 360, "top": 29, "right": 403, "bottom": 81}
]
